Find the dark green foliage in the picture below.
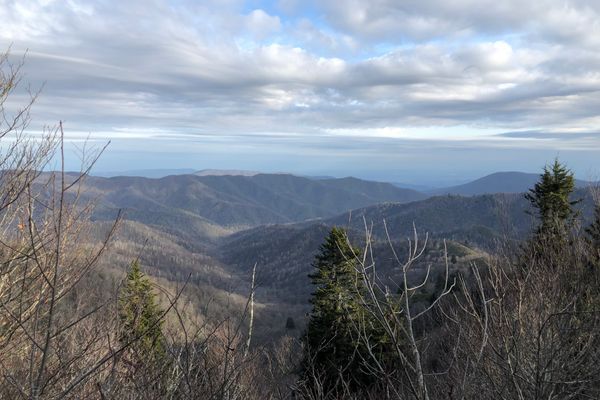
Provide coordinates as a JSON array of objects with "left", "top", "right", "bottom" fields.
[
  {"left": 118, "top": 260, "right": 165, "bottom": 360},
  {"left": 525, "top": 159, "right": 580, "bottom": 234},
  {"left": 520, "top": 160, "right": 581, "bottom": 277},
  {"left": 302, "top": 227, "right": 369, "bottom": 392},
  {"left": 519, "top": 161, "right": 579, "bottom": 278}
]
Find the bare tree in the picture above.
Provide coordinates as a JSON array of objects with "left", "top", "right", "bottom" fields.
[{"left": 345, "top": 221, "right": 487, "bottom": 400}]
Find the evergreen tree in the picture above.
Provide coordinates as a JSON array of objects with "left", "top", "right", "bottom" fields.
[
  {"left": 302, "top": 227, "right": 367, "bottom": 391},
  {"left": 525, "top": 159, "right": 580, "bottom": 235},
  {"left": 520, "top": 160, "right": 580, "bottom": 275},
  {"left": 118, "top": 260, "right": 165, "bottom": 361}
]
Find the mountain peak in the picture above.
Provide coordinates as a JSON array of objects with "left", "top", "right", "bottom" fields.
[{"left": 433, "top": 171, "right": 591, "bottom": 196}]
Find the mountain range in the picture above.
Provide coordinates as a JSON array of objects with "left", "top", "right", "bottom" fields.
[
  {"left": 93, "top": 169, "right": 594, "bottom": 197},
  {"left": 81, "top": 170, "right": 596, "bottom": 263},
  {"left": 85, "top": 173, "right": 425, "bottom": 234},
  {"left": 75, "top": 169, "right": 596, "bottom": 338}
]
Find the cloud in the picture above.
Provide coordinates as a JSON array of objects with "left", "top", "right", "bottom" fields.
[
  {"left": 243, "top": 9, "right": 281, "bottom": 40},
  {"left": 498, "top": 130, "right": 600, "bottom": 141},
  {"left": 314, "top": 0, "right": 600, "bottom": 45},
  {"left": 0, "top": 0, "right": 598, "bottom": 180}
]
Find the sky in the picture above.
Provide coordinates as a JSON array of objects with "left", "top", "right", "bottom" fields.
[{"left": 1, "top": 0, "right": 600, "bottom": 185}]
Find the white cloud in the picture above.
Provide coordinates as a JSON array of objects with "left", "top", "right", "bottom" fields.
[
  {"left": 243, "top": 9, "right": 281, "bottom": 40},
  {"left": 0, "top": 0, "right": 598, "bottom": 160},
  {"left": 315, "top": 0, "right": 600, "bottom": 46}
]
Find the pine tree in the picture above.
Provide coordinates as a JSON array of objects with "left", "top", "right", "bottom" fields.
[
  {"left": 302, "top": 227, "right": 368, "bottom": 392},
  {"left": 118, "top": 260, "right": 165, "bottom": 361},
  {"left": 525, "top": 159, "right": 580, "bottom": 235},
  {"left": 520, "top": 160, "right": 581, "bottom": 277}
]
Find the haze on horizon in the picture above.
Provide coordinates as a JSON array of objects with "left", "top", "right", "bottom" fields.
[{"left": 2, "top": 0, "right": 600, "bottom": 185}]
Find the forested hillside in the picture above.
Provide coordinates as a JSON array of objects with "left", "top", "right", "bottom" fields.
[
  {"left": 81, "top": 173, "right": 425, "bottom": 235},
  {"left": 81, "top": 175, "right": 599, "bottom": 341}
]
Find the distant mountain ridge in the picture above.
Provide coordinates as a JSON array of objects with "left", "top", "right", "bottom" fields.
[
  {"left": 94, "top": 168, "right": 196, "bottom": 178},
  {"left": 193, "top": 169, "right": 261, "bottom": 177},
  {"left": 92, "top": 169, "right": 595, "bottom": 196},
  {"left": 81, "top": 173, "right": 426, "bottom": 243},
  {"left": 432, "top": 171, "right": 593, "bottom": 196}
]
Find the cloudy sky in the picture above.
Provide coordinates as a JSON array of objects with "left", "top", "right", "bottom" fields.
[{"left": 2, "top": 0, "right": 600, "bottom": 185}]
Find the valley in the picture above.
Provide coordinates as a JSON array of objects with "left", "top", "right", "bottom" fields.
[{"left": 82, "top": 171, "right": 597, "bottom": 341}]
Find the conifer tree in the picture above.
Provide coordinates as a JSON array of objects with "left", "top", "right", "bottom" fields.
[
  {"left": 525, "top": 159, "right": 580, "bottom": 235},
  {"left": 520, "top": 160, "right": 580, "bottom": 275},
  {"left": 302, "top": 227, "right": 368, "bottom": 392},
  {"left": 118, "top": 260, "right": 165, "bottom": 361}
]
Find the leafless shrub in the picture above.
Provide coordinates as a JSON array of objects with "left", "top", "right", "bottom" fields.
[{"left": 442, "top": 229, "right": 600, "bottom": 399}]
